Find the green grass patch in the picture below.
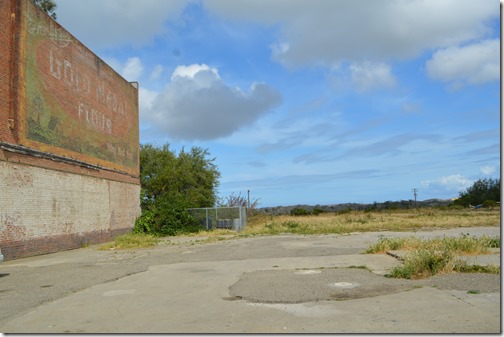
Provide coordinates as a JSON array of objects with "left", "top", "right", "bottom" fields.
[
  {"left": 454, "top": 263, "right": 500, "bottom": 274},
  {"left": 386, "top": 249, "right": 454, "bottom": 279},
  {"left": 99, "top": 233, "right": 159, "bottom": 250},
  {"left": 366, "top": 234, "right": 499, "bottom": 255},
  {"left": 364, "top": 236, "right": 423, "bottom": 253},
  {"left": 367, "top": 234, "right": 500, "bottom": 279}
]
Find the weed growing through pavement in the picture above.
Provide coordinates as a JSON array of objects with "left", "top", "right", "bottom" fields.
[
  {"left": 99, "top": 233, "right": 159, "bottom": 250},
  {"left": 366, "top": 234, "right": 500, "bottom": 279},
  {"left": 366, "top": 234, "right": 499, "bottom": 255}
]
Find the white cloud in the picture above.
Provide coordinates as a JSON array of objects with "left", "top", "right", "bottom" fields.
[
  {"left": 349, "top": 62, "right": 396, "bottom": 93},
  {"left": 121, "top": 57, "right": 144, "bottom": 82},
  {"left": 171, "top": 64, "right": 220, "bottom": 84},
  {"left": 139, "top": 88, "right": 159, "bottom": 114},
  {"left": 149, "top": 64, "right": 165, "bottom": 81},
  {"left": 204, "top": 0, "right": 498, "bottom": 67},
  {"left": 56, "top": 0, "right": 188, "bottom": 50},
  {"left": 426, "top": 39, "right": 499, "bottom": 87},
  {"left": 142, "top": 64, "right": 282, "bottom": 140},
  {"left": 101, "top": 57, "right": 144, "bottom": 82},
  {"left": 480, "top": 166, "right": 496, "bottom": 175},
  {"left": 421, "top": 174, "right": 473, "bottom": 195}
]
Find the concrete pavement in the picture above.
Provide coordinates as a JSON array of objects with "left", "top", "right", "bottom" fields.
[{"left": 0, "top": 226, "right": 500, "bottom": 333}]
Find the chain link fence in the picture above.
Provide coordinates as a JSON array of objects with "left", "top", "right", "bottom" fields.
[{"left": 187, "top": 207, "right": 247, "bottom": 232}]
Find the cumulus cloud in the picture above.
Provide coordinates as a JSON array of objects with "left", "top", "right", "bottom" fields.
[
  {"left": 56, "top": 0, "right": 188, "bottom": 50},
  {"left": 204, "top": 0, "right": 498, "bottom": 67},
  {"left": 170, "top": 64, "right": 220, "bottom": 85},
  {"left": 121, "top": 57, "right": 144, "bottom": 82},
  {"left": 349, "top": 62, "right": 396, "bottom": 92},
  {"left": 426, "top": 39, "right": 499, "bottom": 87},
  {"left": 143, "top": 64, "right": 282, "bottom": 140},
  {"left": 139, "top": 88, "right": 159, "bottom": 114},
  {"left": 149, "top": 64, "right": 165, "bottom": 81},
  {"left": 421, "top": 174, "right": 473, "bottom": 195}
]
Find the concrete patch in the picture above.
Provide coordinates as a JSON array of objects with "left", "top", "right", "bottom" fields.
[
  {"left": 245, "top": 302, "right": 342, "bottom": 318},
  {"left": 229, "top": 268, "right": 417, "bottom": 303},
  {"left": 102, "top": 289, "right": 136, "bottom": 297}
]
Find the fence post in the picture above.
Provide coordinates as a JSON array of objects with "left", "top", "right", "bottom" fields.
[{"left": 205, "top": 208, "right": 209, "bottom": 230}]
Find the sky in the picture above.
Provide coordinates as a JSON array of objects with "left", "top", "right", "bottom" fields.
[{"left": 56, "top": 0, "right": 501, "bottom": 207}]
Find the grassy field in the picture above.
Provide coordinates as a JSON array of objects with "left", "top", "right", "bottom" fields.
[
  {"left": 241, "top": 207, "right": 500, "bottom": 236},
  {"left": 103, "top": 207, "right": 500, "bottom": 247},
  {"left": 103, "top": 207, "right": 500, "bottom": 279},
  {"left": 241, "top": 207, "right": 500, "bottom": 279}
]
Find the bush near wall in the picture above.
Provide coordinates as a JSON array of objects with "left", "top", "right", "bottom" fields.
[{"left": 134, "top": 144, "right": 220, "bottom": 236}]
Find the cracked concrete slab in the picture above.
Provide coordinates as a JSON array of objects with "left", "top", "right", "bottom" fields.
[{"left": 0, "top": 227, "right": 500, "bottom": 333}]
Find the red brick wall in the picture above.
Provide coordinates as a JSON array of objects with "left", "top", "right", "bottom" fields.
[
  {"left": 0, "top": 160, "right": 141, "bottom": 260},
  {"left": 21, "top": 0, "right": 140, "bottom": 176},
  {"left": 0, "top": 0, "right": 16, "bottom": 144},
  {"left": 0, "top": 0, "right": 141, "bottom": 260},
  {"left": 2, "top": 227, "right": 131, "bottom": 260}
]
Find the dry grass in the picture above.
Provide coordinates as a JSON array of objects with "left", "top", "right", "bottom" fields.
[
  {"left": 241, "top": 208, "right": 500, "bottom": 236},
  {"left": 99, "top": 233, "right": 159, "bottom": 250},
  {"left": 365, "top": 233, "right": 500, "bottom": 279},
  {"left": 365, "top": 235, "right": 500, "bottom": 255}
]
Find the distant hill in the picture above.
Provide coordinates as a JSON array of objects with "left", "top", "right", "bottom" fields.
[{"left": 256, "top": 199, "right": 453, "bottom": 215}]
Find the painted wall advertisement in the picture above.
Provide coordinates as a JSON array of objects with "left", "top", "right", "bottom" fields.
[{"left": 22, "top": 1, "right": 139, "bottom": 175}]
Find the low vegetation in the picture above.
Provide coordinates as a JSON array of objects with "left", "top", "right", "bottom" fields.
[
  {"left": 99, "top": 233, "right": 159, "bottom": 250},
  {"left": 365, "top": 234, "right": 500, "bottom": 279},
  {"left": 241, "top": 207, "right": 500, "bottom": 236},
  {"left": 365, "top": 234, "right": 500, "bottom": 254},
  {"left": 106, "top": 207, "right": 499, "bottom": 252}
]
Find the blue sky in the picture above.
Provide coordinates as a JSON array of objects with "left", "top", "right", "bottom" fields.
[{"left": 56, "top": 0, "right": 500, "bottom": 207}]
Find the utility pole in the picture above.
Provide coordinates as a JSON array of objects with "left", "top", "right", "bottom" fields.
[
  {"left": 247, "top": 190, "right": 250, "bottom": 209},
  {"left": 412, "top": 188, "right": 418, "bottom": 208}
]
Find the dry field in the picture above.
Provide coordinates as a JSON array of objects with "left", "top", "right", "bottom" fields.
[{"left": 241, "top": 207, "right": 500, "bottom": 236}]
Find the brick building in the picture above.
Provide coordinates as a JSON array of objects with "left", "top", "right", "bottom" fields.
[{"left": 0, "top": 0, "right": 141, "bottom": 260}]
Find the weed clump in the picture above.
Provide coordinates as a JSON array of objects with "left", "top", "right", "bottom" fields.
[
  {"left": 367, "top": 234, "right": 500, "bottom": 279},
  {"left": 99, "top": 233, "right": 159, "bottom": 250},
  {"left": 386, "top": 249, "right": 454, "bottom": 279}
]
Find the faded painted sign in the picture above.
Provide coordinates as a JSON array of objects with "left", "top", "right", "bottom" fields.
[{"left": 22, "top": 1, "right": 139, "bottom": 175}]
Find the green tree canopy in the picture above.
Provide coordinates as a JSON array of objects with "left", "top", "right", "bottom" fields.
[
  {"left": 34, "top": 0, "right": 57, "bottom": 19},
  {"left": 455, "top": 178, "right": 500, "bottom": 207},
  {"left": 135, "top": 144, "right": 221, "bottom": 235}
]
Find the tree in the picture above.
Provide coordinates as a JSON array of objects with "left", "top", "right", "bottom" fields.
[
  {"left": 218, "top": 191, "right": 260, "bottom": 216},
  {"left": 455, "top": 178, "right": 500, "bottom": 207},
  {"left": 135, "top": 144, "right": 221, "bottom": 235},
  {"left": 34, "top": 0, "right": 57, "bottom": 20},
  {"left": 219, "top": 192, "right": 260, "bottom": 209}
]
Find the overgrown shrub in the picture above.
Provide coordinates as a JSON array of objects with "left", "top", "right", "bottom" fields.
[
  {"left": 135, "top": 144, "right": 220, "bottom": 236},
  {"left": 312, "top": 208, "right": 326, "bottom": 216},
  {"left": 455, "top": 178, "right": 500, "bottom": 207},
  {"left": 290, "top": 208, "right": 310, "bottom": 216},
  {"left": 482, "top": 200, "right": 498, "bottom": 209}
]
